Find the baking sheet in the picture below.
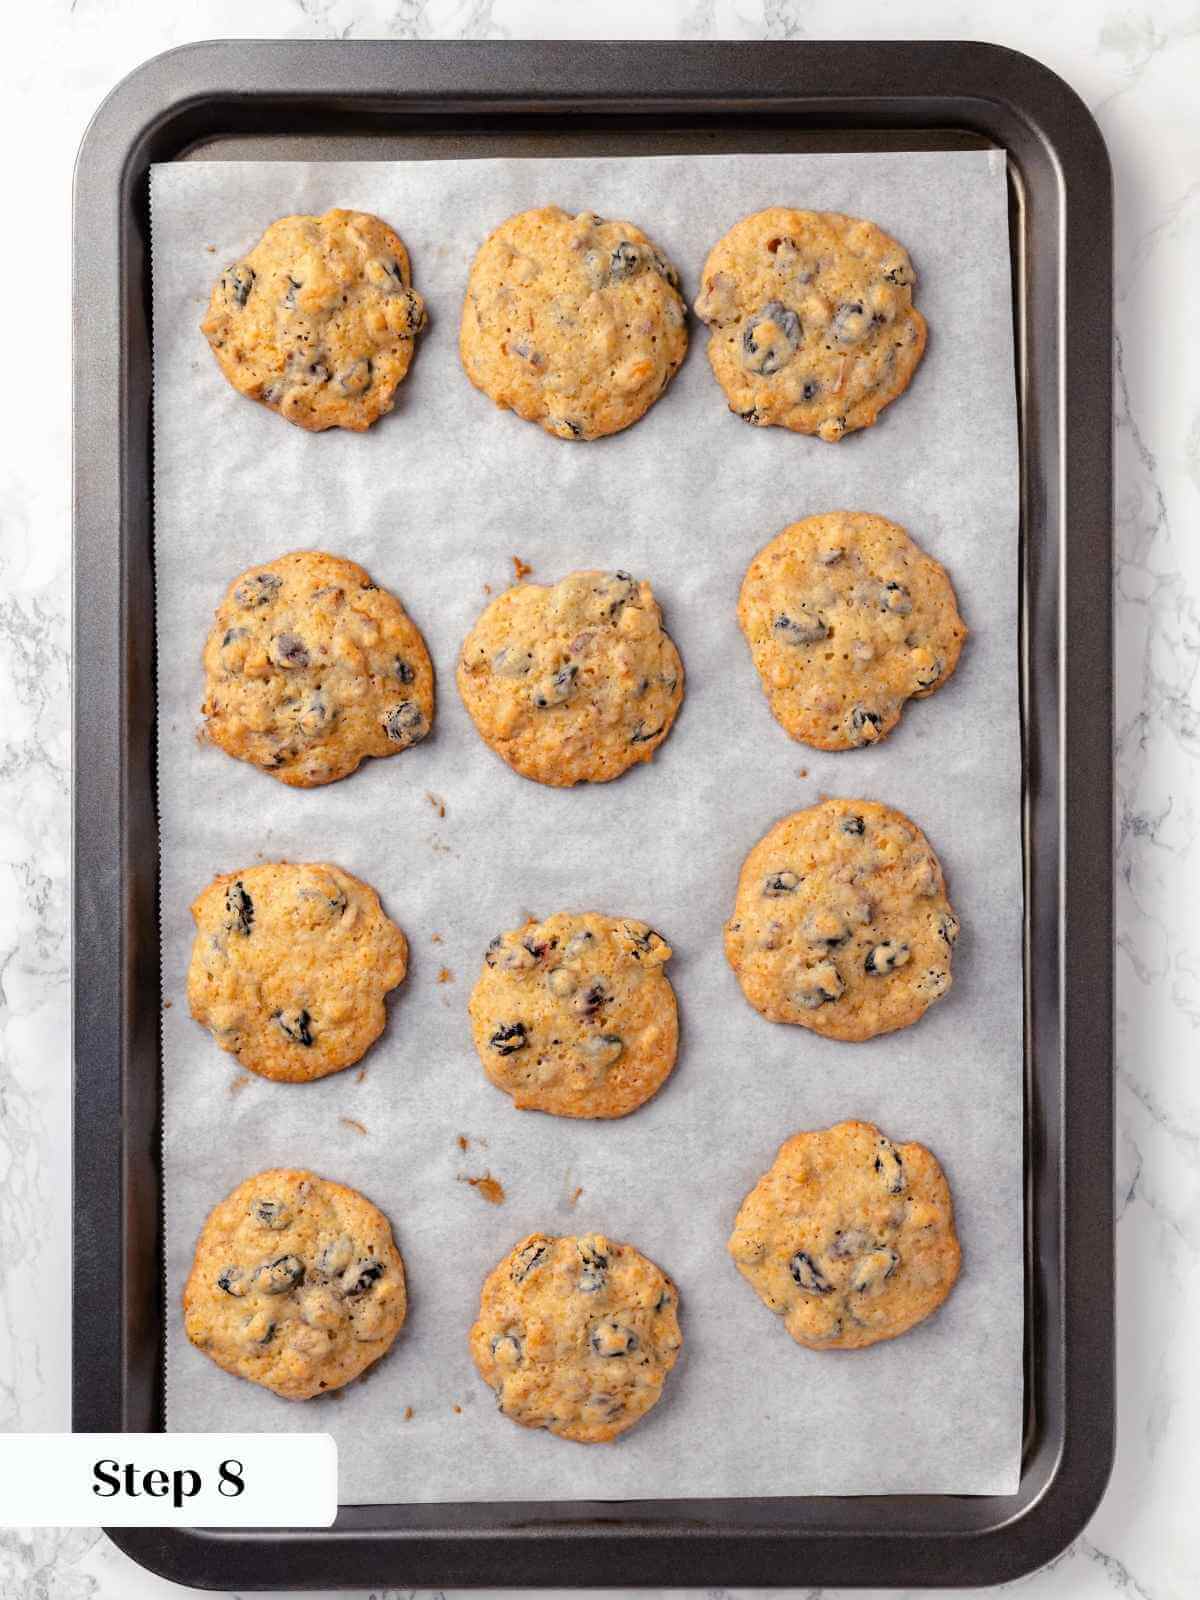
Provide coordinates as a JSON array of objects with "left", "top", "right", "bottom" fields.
[{"left": 151, "top": 150, "right": 1022, "bottom": 1502}]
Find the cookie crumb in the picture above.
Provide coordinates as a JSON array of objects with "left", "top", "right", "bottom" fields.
[
  {"left": 205, "top": 244, "right": 216, "bottom": 253},
  {"left": 798, "top": 768, "right": 809, "bottom": 778},
  {"left": 512, "top": 555, "right": 533, "bottom": 580},
  {"left": 437, "top": 966, "right": 454, "bottom": 984},
  {"left": 340, "top": 1116, "right": 368, "bottom": 1136},
  {"left": 431, "top": 931, "right": 444, "bottom": 944},
  {"left": 404, "top": 1405, "right": 414, "bottom": 1420},
  {"left": 460, "top": 1172, "right": 506, "bottom": 1205},
  {"left": 163, "top": 998, "right": 173, "bottom": 1010},
  {"left": 457, "top": 1134, "right": 470, "bottom": 1152},
  {"left": 483, "top": 583, "right": 493, "bottom": 594},
  {"left": 425, "top": 791, "right": 446, "bottom": 818},
  {"left": 229, "top": 1074, "right": 253, "bottom": 1097},
  {"left": 453, "top": 1404, "right": 462, "bottom": 1415},
  {"left": 568, "top": 1185, "right": 584, "bottom": 1207},
  {"left": 355, "top": 1067, "right": 367, "bottom": 1084}
]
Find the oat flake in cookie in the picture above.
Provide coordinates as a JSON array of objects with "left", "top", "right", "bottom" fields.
[
  {"left": 728, "top": 1121, "right": 961, "bottom": 1350},
  {"left": 694, "top": 208, "right": 926, "bottom": 440},
  {"left": 456, "top": 569, "right": 684, "bottom": 787},
  {"left": 201, "top": 209, "right": 427, "bottom": 431},
  {"left": 469, "top": 912, "right": 678, "bottom": 1119},
  {"left": 738, "top": 512, "right": 966, "bottom": 750},
  {"left": 459, "top": 206, "right": 688, "bottom": 441},
  {"left": 201, "top": 550, "right": 434, "bottom": 788},
  {"left": 469, "top": 1232, "right": 682, "bottom": 1443},
  {"left": 724, "top": 798, "right": 959, "bottom": 1042},
  {"left": 187, "top": 862, "right": 408, "bottom": 1083},
  {"left": 184, "top": 1169, "right": 407, "bottom": 1399}
]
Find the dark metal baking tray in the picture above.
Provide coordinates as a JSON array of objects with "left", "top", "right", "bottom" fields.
[{"left": 72, "top": 38, "right": 1114, "bottom": 1591}]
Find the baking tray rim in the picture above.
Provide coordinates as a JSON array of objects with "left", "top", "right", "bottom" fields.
[{"left": 71, "top": 36, "right": 1115, "bottom": 1592}]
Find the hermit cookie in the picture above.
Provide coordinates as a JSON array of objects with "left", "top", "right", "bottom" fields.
[
  {"left": 187, "top": 861, "right": 408, "bottom": 1083},
  {"left": 469, "top": 1232, "right": 682, "bottom": 1442},
  {"left": 693, "top": 208, "right": 926, "bottom": 439},
  {"left": 469, "top": 912, "right": 678, "bottom": 1119},
  {"left": 727, "top": 1121, "right": 961, "bottom": 1350},
  {"left": 724, "top": 798, "right": 959, "bottom": 1041},
  {"left": 201, "top": 549, "right": 434, "bottom": 788},
  {"left": 459, "top": 206, "right": 688, "bottom": 441},
  {"left": 184, "top": 1169, "right": 407, "bottom": 1399},
  {"left": 456, "top": 569, "right": 683, "bottom": 787},
  {"left": 201, "top": 208, "right": 427, "bottom": 431},
  {"left": 738, "top": 512, "right": 965, "bottom": 750}
]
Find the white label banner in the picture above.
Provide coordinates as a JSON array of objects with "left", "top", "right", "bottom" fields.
[{"left": 0, "top": 1434, "right": 337, "bottom": 1526}]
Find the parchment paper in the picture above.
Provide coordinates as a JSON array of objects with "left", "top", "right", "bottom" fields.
[{"left": 151, "top": 151, "right": 1022, "bottom": 1502}]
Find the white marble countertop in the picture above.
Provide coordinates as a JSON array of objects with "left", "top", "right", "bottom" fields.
[{"left": 1, "top": 0, "right": 1193, "bottom": 1594}]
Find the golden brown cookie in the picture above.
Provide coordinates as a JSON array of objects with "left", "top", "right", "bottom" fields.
[
  {"left": 184, "top": 1169, "right": 407, "bottom": 1399},
  {"left": 201, "top": 550, "right": 434, "bottom": 788},
  {"left": 738, "top": 511, "right": 966, "bottom": 750},
  {"left": 727, "top": 1121, "right": 961, "bottom": 1350},
  {"left": 723, "top": 798, "right": 959, "bottom": 1042},
  {"left": 693, "top": 208, "right": 926, "bottom": 439},
  {"left": 201, "top": 208, "right": 427, "bottom": 431},
  {"left": 187, "top": 861, "right": 408, "bottom": 1083},
  {"left": 456, "top": 569, "right": 683, "bottom": 787},
  {"left": 469, "top": 1232, "right": 682, "bottom": 1442},
  {"left": 459, "top": 206, "right": 688, "bottom": 440},
  {"left": 468, "top": 912, "right": 678, "bottom": 1119}
]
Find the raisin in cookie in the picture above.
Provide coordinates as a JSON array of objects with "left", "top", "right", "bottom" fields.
[
  {"left": 201, "top": 209, "right": 426, "bottom": 432},
  {"left": 469, "top": 913, "right": 678, "bottom": 1119},
  {"left": 694, "top": 209, "right": 926, "bottom": 440},
  {"left": 738, "top": 512, "right": 966, "bottom": 750},
  {"left": 456, "top": 569, "right": 683, "bottom": 787},
  {"left": 459, "top": 206, "right": 687, "bottom": 441},
  {"left": 728, "top": 1121, "right": 961, "bottom": 1350},
  {"left": 202, "top": 550, "right": 434, "bottom": 788},
  {"left": 724, "top": 798, "right": 959, "bottom": 1042},
  {"left": 187, "top": 861, "right": 408, "bottom": 1083},
  {"left": 184, "top": 1169, "right": 407, "bottom": 1399},
  {"left": 469, "top": 1232, "right": 682, "bottom": 1443}
]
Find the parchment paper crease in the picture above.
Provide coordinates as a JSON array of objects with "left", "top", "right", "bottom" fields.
[{"left": 151, "top": 150, "right": 1022, "bottom": 1502}]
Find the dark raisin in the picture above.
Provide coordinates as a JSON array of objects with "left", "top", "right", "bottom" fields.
[
  {"left": 841, "top": 815, "right": 865, "bottom": 836},
  {"left": 533, "top": 664, "right": 577, "bottom": 709},
  {"left": 340, "top": 1259, "right": 384, "bottom": 1297},
  {"left": 221, "top": 264, "right": 255, "bottom": 308},
  {"left": 937, "top": 912, "right": 960, "bottom": 946},
  {"left": 865, "top": 940, "right": 910, "bottom": 976},
  {"left": 742, "top": 300, "right": 801, "bottom": 375},
  {"left": 882, "top": 260, "right": 913, "bottom": 287},
  {"left": 489, "top": 1022, "right": 527, "bottom": 1056},
  {"left": 283, "top": 274, "right": 303, "bottom": 308},
  {"left": 217, "top": 1265, "right": 246, "bottom": 1296},
  {"left": 913, "top": 657, "right": 943, "bottom": 689},
  {"left": 763, "top": 871, "right": 800, "bottom": 896},
  {"left": 800, "top": 378, "right": 819, "bottom": 401},
  {"left": 550, "top": 417, "right": 584, "bottom": 438},
  {"left": 233, "top": 572, "right": 281, "bottom": 609},
  {"left": 852, "top": 1247, "right": 900, "bottom": 1293},
  {"left": 337, "top": 356, "right": 373, "bottom": 396},
  {"left": 590, "top": 1321, "right": 639, "bottom": 1357},
  {"left": 789, "top": 1251, "right": 833, "bottom": 1294},
  {"left": 224, "top": 880, "right": 254, "bottom": 937},
  {"left": 874, "top": 1141, "right": 906, "bottom": 1194},
  {"left": 629, "top": 719, "right": 664, "bottom": 744},
  {"left": 736, "top": 407, "right": 763, "bottom": 424},
  {"left": 654, "top": 1289, "right": 673, "bottom": 1312},
  {"left": 271, "top": 633, "right": 309, "bottom": 669},
  {"left": 573, "top": 981, "right": 609, "bottom": 1018},
  {"left": 394, "top": 657, "right": 415, "bottom": 685},
  {"left": 254, "top": 1255, "right": 304, "bottom": 1295},
  {"left": 773, "top": 611, "right": 827, "bottom": 646},
  {"left": 273, "top": 1009, "right": 314, "bottom": 1047},
  {"left": 608, "top": 240, "right": 643, "bottom": 280},
  {"left": 831, "top": 301, "right": 870, "bottom": 344},
  {"left": 253, "top": 1200, "right": 289, "bottom": 1229},
  {"left": 221, "top": 627, "right": 247, "bottom": 648},
  {"left": 382, "top": 701, "right": 428, "bottom": 745},
  {"left": 577, "top": 1238, "right": 608, "bottom": 1293},
  {"left": 850, "top": 707, "right": 882, "bottom": 741},
  {"left": 649, "top": 251, "right": 679, "bottom": 287},
  {"left": 511, "top": 1239, "right": 549, "bottom": 1283},
  {"left": 490, "top": 1331, "right": 523, "bottom": 1362},
  {"left": 882, "top": 581, "right": 913, "bottom": 616}
]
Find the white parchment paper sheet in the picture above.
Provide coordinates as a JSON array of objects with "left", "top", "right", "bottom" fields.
[{"left": 151, "top": 151, "right": 1022, "bottom": 1502}]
